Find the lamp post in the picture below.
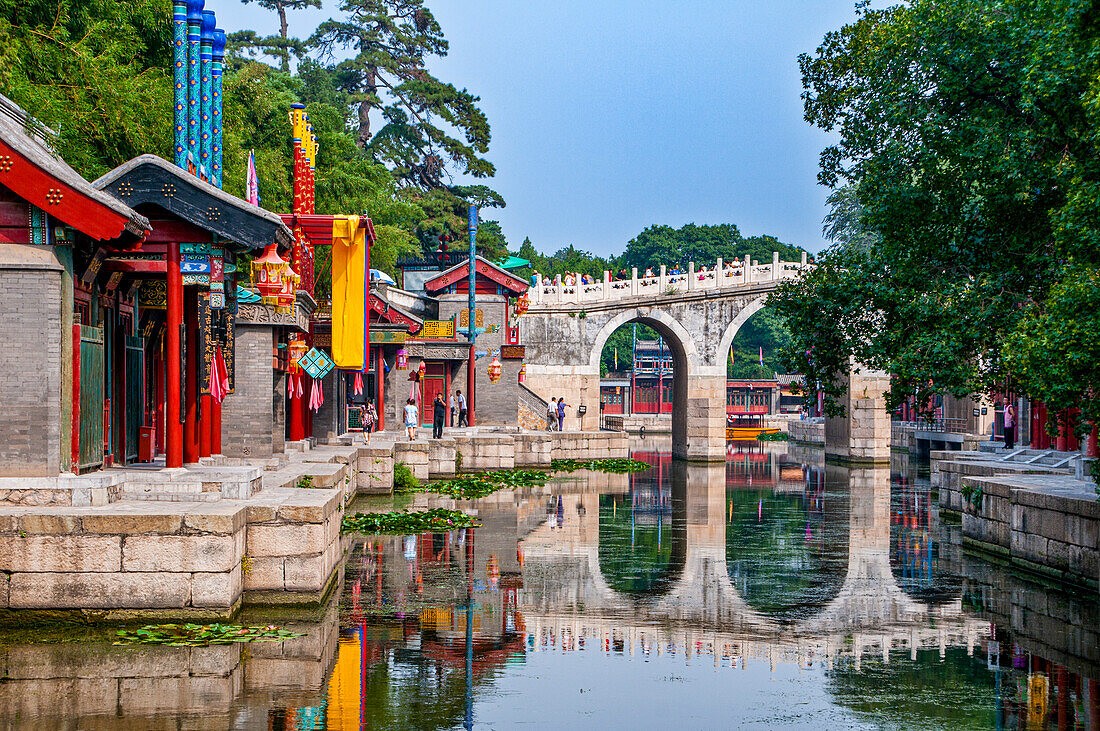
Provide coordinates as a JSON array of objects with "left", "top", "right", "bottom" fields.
[{"left": 467, "top": 204, "right": 477, "bottom": 427}]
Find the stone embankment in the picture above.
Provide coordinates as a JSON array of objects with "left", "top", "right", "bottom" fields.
[
  {"left": 0, "top": 429, "right": 626, "bottom": 619},
  {"left": 931, "top": 449, "right": 1098, "bottom": 592},
  {"left": 788, "top": 418, "right": 824, "bottom": 445}
]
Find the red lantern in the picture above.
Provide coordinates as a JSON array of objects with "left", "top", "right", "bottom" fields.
[
  {"left": 418, "top": 361, "right": 426, "bottom": 378},
  {"left": 513, "top": 292, "right": 530, "bottom": 317},
  {"left": 252, "top": 243, "right": 288, "bottom": 306},
  {"left": 518, "top": 364, "right": 526, "bottom": 384},
  {"left": 488, "top": 357, "right": 502, "bottom": 384},
  {"left": 277, "top": 266, "right": 300, "bottom": 313},
  {"left": 396, "top": 348, "right": 408, "bottom": 370}
]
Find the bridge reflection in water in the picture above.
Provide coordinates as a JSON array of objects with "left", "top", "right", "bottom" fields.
[{"left": 320, "top": 443, "right": 1100, "bottom": 730}]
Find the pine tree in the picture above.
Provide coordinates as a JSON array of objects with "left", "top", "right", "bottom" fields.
[
  {"left": 233, "top": 0, "right": 320, "bottom": 72},
  {"left": 310, "top": 0, "right": 494, "bottom": 189}
]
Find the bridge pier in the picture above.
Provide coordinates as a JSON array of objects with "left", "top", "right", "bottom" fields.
[
  {"left": 680, "top": 372, "right": 728, "bottom": 462},
  {"left": 825, "top": 367, "right": 892, "bottom": 464}
]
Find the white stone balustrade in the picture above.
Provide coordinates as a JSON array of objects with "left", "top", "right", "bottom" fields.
[{"left": 528, "top": 251, "right": 812, "bottom": 305}]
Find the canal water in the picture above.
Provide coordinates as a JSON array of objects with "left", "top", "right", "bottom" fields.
[{"left": 1, "top": 439, "right": 1097, "bottom": 729}]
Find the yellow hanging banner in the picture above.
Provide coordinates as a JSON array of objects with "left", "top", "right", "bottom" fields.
[{"left": 331, "top": 215, "right": 366, "bottom": 369}]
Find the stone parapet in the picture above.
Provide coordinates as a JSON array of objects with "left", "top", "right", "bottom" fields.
[{"left": 393, "top": 441, "right": 430, "bottom": 480}]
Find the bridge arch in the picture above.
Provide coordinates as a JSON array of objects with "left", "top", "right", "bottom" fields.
[
  {"left": 716, "top": 294, "right": 769, "bottom": 368},
  {"left": 589, "top": 308, "right": 698, "bottom": 455}
]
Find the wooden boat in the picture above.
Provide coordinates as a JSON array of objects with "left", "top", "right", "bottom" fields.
[{"left": 725, "top": 415, "right": 779, "bottom": 440}]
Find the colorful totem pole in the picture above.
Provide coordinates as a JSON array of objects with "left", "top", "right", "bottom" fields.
[
  {"left": 199, "top": 9, "right": 215, "bottom": 180},
  {"left": 212, "top": 29, "right": 225, "bottom": 187},
  {"left": 186, "top": 0, "right": 202, "bottom": 170},
  {"left": 173, "top": 1, "right": 188, "bottom": 168}
]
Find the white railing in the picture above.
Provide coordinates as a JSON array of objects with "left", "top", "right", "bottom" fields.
[{"left": 528, "top": 251, "right": 812, "bottom": 306}]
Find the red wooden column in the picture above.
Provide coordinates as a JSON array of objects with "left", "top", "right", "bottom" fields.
[
  {"left": 445, "top": 363, "right": 452, "bottom": 426},
  {"left": 211, "top": 398, "right": 222, "bottom": 454},
  {"left": 1056, "top": 410, "right": 1068, "bottom": 452},
  {"left": 166, "top": 242, "right": 184, "bottom": 468},
  {"left": 184, "top": 288, "right": 200, "bottom": 463},
  {"left": 1031, "top": 402, "right": 1043, "bottom": 449},
  {"left": 289, "top": 374, "right": 306, "bottom": 441},
  {"left": 199, "top": 393, "right": 212, "bottom": 458},
  {"left": 376, "top": 348, "right": 385, "bottom": 431},
  {"left": 1087, "top": 424, "right": 1098, "bottom": 458}
]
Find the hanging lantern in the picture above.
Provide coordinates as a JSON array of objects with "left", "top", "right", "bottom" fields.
[
  {"left": 288, "top": 337, "right": 308, "bottom": 372},
  {"left": 276, "top": 266, "right": 300, "bottom": 314},
  {"left": 252, "top": 243, "right": 289, "bottom": 306},
  {"left": 396, "top": 348, "right": 408, "bottom": 370},
  {"left": 518, "top": 364, "right": 526, "bottom": 384},
  {"left": 418, "top": 361, "right": 426, "bottom": 378},
  {"left": 488, "top": 356, "right": 502, "bottom": 384},
  {"left": 513, "top": 292, "right": 530, "bottom": 318}
]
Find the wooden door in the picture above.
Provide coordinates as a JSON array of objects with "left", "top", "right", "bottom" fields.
[{"left": 77, "top": 325, "right": 105, "bottom": 471}]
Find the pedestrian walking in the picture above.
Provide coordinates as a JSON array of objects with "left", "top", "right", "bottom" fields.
[
  {"left": 404, "top": 398, "right": 419, "bottom": 440},
  {"left": 433, "top": 394, "right": 446, "bottom": 439},
  {"left": 363, "top": 400, "right": 376, "bottom": 444},
  {"left": 449, "top": 392, "right": 456, "bottom": 426},
  {"left": 456, "top": 389, "right": 468, "bottom": 427},
  {"left": 1003, "top": 400, "right": 1017, "bottom": 450},
  {"left": 557, "top": 396, "right": 567, "bottom": 432},
  {"left": 547, "top": 397, "right": 557, "bottom": 431}
]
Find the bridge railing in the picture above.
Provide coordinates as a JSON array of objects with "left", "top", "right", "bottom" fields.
[{"left": 529, "top": 251, "right": 812, "bottom": 305}]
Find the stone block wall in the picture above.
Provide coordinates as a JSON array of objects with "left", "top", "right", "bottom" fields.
[
  {"left": 1010, "top": 487, "right": 1099, "bottom": 585},
  {"left": 243, "top": 488, "right": 342, "bottom": 602},
  {"left": 452, "top": 435, "right": 515, "bottom": 471},
  {"left": 789, "top": 419, "right": 825, "bottom": 445},
  {"left": 355, "top": 446, "right": 394, "bottom": 494},
  {"left": 0, "top": 250, "right": 64, "bottom": 477},
  {"left": 514, "top": 433, "right": 552, "bottom": 466},
  {"left": 428, "top": 438, "right": 457, "bottom": 477},
  {"left": 0, "top": 503, "right": 247, "bottom": 615},
  {"left": 393, "top": 441, "right": 429, "bottom": 480},
  {"left": 222, "top": 325, "right": 283, "bottom": 459}
]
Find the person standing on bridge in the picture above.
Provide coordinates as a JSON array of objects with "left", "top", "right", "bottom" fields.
[{"left": 547, "top": 398, "right": 557, "bottom": 431}]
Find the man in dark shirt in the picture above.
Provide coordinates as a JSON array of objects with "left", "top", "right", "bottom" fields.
[{"left": 433, "top": 394, "right": 446, "bottom": 439}]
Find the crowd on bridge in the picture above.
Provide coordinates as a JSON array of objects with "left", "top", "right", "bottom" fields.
[{"left": 538, "top": 260, "right": 752, "bottom": 295}]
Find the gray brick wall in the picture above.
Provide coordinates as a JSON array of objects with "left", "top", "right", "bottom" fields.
[
  {"left": 0, "top": 263, "right": 64, "bottom": 476},
  {"left": 221, "top": 324, "right": 283, "bottom": 458}
]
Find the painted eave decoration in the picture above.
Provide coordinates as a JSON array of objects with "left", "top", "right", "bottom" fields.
[
  {"left": 0, "top": 94, "right": 150, "bottom": 241},
  {"left": 423, "top": 255, "right": 529, "bottom": 295},
  {"left": 93, "top": 154, "right": 292, "bottom": 251},
  {"left": 279, "top": 213, "right": 376, "bottom": 248},
  {"left": 368, "top": 291, "right": 423, "bottom": 334}
]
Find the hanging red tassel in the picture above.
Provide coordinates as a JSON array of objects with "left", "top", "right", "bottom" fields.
[{"left": 353, "top": 371, "right": 363, "bottom": 395}]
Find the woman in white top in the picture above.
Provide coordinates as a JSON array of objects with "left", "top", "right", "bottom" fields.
[{"left": 403, "top": 398, "right": 419, "bottom": 440}]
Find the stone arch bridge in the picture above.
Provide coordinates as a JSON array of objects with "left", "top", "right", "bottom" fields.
[{"left": 522, "top": 253, "right": 810, "bottom": 460}]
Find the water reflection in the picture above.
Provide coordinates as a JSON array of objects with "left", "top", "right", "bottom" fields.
[{"left": 0, "top": 441, "right": 1097, "bottom": 729}]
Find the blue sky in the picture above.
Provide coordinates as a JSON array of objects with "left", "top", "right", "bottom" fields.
[{"left": 214, "top": 1, "right": 865, "bottom": 256}]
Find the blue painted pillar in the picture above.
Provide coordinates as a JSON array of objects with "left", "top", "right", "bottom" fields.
[
  {"left": 212, "top": 29, "right": 226, "bottom": 188},
  {"left": 172, "top": 1, "right": 188, "bottom": 168},
  {"left": 200, "top": 10, "right": 215, "bottom": 181},
  {"left": 186, "top": 0, "right": 203, "bottom": 168}
]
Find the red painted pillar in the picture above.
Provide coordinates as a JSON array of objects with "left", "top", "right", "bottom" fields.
[
  {"left": 444, "top": 362, "right": 452, "bottom": 426},
  {"left": 1087, "top": 424, "right": 1098, "bottom": 458},
  {"left": 211, "top": 398, "right": 222, "bottom": 455},
  {"left": 376, "top": 349, "right": 385, "bottom": 433},
  {"left": 199, "top": 393, "right": 212, "bottom": 458},
  {"left": 289, "top": 368, "right": 306, "bottom": 442},
  {"left": 166, "top": 242, "right": 184, "bottom": 468},
  {"left": 1029, "top": 402, "right": 1038, "bottom": 448},
  {"left": 184, "top": 288, "right": 199, "bottom": 463},
  {"left": 1056, "top": 410, "right": 1068, "bottom": 452},
  {"left": 467, "top": 344, "right": 476, "bottom": 427}
]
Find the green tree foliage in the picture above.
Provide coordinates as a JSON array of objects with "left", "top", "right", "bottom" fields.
[
  {"left": 621, "top": 224, "right": 805, "bottom": 272},
  {"left": 0, "top": 0, "right": 172, "bottom": 178},
  {"left": 309, "top": 0, "right": 494, "bottom": 187},
  {"left": 771, "top": 0, "right": 1100, "bottom": 418},
  {"left": 599, "top": 323, "right": 658, "bottom": 376},
  {"left": 728, "top": 308, "right": 792, "bottom": 380}
]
